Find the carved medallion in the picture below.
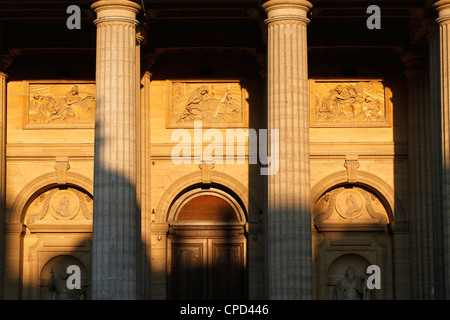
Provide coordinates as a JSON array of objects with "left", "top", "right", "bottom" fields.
[
  {"left": 27, "top": 187, "right": 93, "bottom": 224},
  {"left": 50, "top": 190, "right": 80, "bottom": 220},
  {"left": 26, "top": 81, "right": 95, "bottom": 128},
  {"left": 167, "top": 81, "right": 248, "bottom": 128},
  {"left": 310, "top": 80, "right": 392, "bottom": 127},
  {"left": 335, "top": 189, "right": 365, "bottom": 220},
  {"left": 313, "top": 186, "right": 388, "bottom": 231}
]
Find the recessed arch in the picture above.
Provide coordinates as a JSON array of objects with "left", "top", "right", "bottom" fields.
[
  {"left": 168, "top": 187, "right": 247, "bottom": 224},
  {"left": 8, "top": 171, "right": 93, "bottom": 225},
  {"left": 155, "top": 170, "right": 258, "bottom": 223},
  {"left": 311, "top": 170, "right": 405, "bottom": 223}
]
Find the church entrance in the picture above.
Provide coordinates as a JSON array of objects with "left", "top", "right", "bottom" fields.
[{"left": 167, "top": 190, "right": 248, "bottom": 300}]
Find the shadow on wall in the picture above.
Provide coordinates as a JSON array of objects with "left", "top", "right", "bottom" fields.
[{"left": 0, "top": 133, "right": 152, "bottom": 300}]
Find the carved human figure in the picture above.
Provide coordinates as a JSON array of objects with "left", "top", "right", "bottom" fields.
[
  {"left": 316, "top": 82, "right": 385, "bottom": 122},
  {"left": 178, "top": 86, "right": 210, "bottom": 122},
  {"left": 320, "top": 85, "right": 345, "bottom": 115},
  {"left": 48, "top": 268, "right": 85, "bottom": 300},
  {"left": 31, "top": 93, "right": 58, "bottom": 119},
  {"left": 64, "top": 85, "right": 94, "bottom": 116},
  {"left": 173, "top": 83, "right": 244, "bottom": 125},
  {"left": 344, "top": 194, "right": 361, "bottom": 216},
  {"left": 334, "top": 266, "right": 365, "bottom": 300},
  {"left": 360, "top": 96, "right": 382, "bottom": 121},
  {"left": 214, "top": 91, "right": 239, "bottom": 118},
  {"left": 55, "top": 196, "right": 70, "bottom": 218},
  {"left": 47, "top": 85, "right": 94, "bottom": 123},
  {"left": 340, "top": 86, "right": 359, "bottom": 119}
]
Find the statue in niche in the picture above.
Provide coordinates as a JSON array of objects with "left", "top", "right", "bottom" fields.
[
  {"left": 334, "top": 266, "right": 366, "bottom": 300},
  {"left": 48, "top": 268, "right": 85, "bottom": 300}
]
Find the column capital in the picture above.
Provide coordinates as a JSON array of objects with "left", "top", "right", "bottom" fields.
[
  {"left": 141, "top": 53, "right": 158, "bottom": 73},
  {"left": 142, "top": 70, "right": 152, "bottom": 80},
  {"left": 0, "top": 53, "right": 13, "bottom": 74},
  {"left": 434, "top": 0, "right": 450, "bottom": 24},
  {"left": 91, "top": 0, "right": 141, "bottom": 25},
  {"left": 263, "top": 0, "right": 313, "bottom": 25},
  {"left": 401, "top": 51, "right": 429, "bottom": 76}
]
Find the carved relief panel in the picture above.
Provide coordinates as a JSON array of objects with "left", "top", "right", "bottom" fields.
[
  {"left": 313, "top": 186, "right": 388, "bottom": 231},
  {"left": 25, "top": 81, "right": 95, "bottom": 128},
  {"left": 167, "top": 80, "right": 248, "bottom": 128},
  {"left": 309, "top": 79, "right": 392, "bottom": 127}
]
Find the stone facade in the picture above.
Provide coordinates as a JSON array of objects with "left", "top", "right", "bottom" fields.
[{"left": 0, "top": 0, "right": 448, "bottom": 300}]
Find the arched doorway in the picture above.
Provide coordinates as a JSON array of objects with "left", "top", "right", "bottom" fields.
[{"left": 167, "top": 188, "right": 248, "bottom": 300}]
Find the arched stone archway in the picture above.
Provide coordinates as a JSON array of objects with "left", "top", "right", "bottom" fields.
[
  {"left": 166, "top": 187, "right": 248, "bottom": 300},
  {"left": 311, "top": 170, "right": 405, "bottom": 223},
  {"left": 9, "top": 171, "right": 93, "bottom": 225},
  {"left": 167, "top": 187, "right": 247, "bottom": 223},
  {"left": 155, "top": 170, "right": 259, "bottom": 223}
]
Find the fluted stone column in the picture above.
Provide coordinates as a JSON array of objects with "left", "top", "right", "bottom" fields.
[
  {"left": 263, "top": 0, "right": 313, "bottom": 299},
  {"left": 434, "top": 0, "right": 450, "bottom": 298},
  {"left": 427, "top": 23, "right": 445, "bottom": 299},
  {"left": 91, "top": 0, "right": 141, "bottom": 299},
  {"left": 402, "top": 53, "right": 434, "bottom": 299},
  {"left": 0, "top": 69, "right": 7, "bottom": 299}
]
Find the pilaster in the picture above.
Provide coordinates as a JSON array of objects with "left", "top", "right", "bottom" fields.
[{"left": 402, "top": 52, "right": 434, "bottom": 299}]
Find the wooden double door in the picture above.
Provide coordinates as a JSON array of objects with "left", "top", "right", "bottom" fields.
[{"left": 168, "top": 230, "right": 247, "bottom": 300}]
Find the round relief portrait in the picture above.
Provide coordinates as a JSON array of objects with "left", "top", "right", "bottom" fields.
[
  {"left": 335, "top": 189, "right": 365, "bottom": 220},
  {"left": 50, "top": 190, "right": 80, "bottom": 220}
]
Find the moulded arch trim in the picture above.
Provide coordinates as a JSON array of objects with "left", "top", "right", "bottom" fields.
[
  {"left": 311, "top": 170, "right": 405, "bottom": 223},
  {"left": 168, "top": 188, "right": 247, "bottom": 224},
  {"left": 155, "top": 170, "right": 258, "bottom": 223},
  {"left": 9, "top": 171, "right": 93, "bottom": 225}
]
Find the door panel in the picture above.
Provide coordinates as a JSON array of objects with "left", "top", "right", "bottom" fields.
[
  {"left": 209, "top": 238, "right": 247, "bottom": 300},
  {"left": 168, "top": 235, "right": 247, "bottom": 299},
  {"left": 169, "top": 239, "right": 207, "bottom": 300}
]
